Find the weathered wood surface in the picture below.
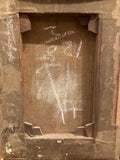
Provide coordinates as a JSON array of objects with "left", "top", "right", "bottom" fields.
[
  {"left": 17, "top": 0, "right": 115, "bottom": 19},
  {"left": 0, "top": 0, "right": 120, "bottom": 160},
  {"left": 21, "top": 14, "right": 96, "bottom": 133}
]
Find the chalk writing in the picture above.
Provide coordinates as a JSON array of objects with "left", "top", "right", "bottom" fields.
[
  {"left": 63, "top": 100, "right": 83, "bottom": 119},
  {"left": 0, "top": 18, "right": 17, "bottom": 62},
  {"left": 39, "top": 40, "right": 83, "bottom": 61},
  {"left": 5, "top": 143, "right": 12, "bottom": 155},
  {"left": 44, "top": 26, "right": 75, "bottom": 44},
  {"left": 47, "top": 45, "right": 57, "bottom": 62},
  {"left": 33, "top": 62, "right": 83, "bottom": 124},
  {"left": 76, "top": 40, "right": 83, "bottom": 58},
  {"left": 44, "top": 26, "right": 61, "bottom": 36},
  {"left": 39, "top": 45, "right": 57, "bottom": 62},
  {"left": 62, "top": 63, "right": 83, "bottom": 119},
  {"left": 45, "top": 64, "right": 65, "bottom": 124},
  {"left": 32, "top": 25, "right": 84, "bottom": 124},
  {"left": 63, "top": 41, "right": 73, "bottom": 57}
]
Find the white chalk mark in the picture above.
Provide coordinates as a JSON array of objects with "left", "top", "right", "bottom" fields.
[
  {"left": 44, "top": 25, "right": 75, "bottom": 44},
  {"left": 37, "top": 154, "right": 43, "bottom": 158},
  {"left": 44, "top": 26, "right": 61, "bottom": 36},
  {"left": 36, "top": 63, "right": 61, "bottom": 74},
  {"left": 45, "top": 65, "right": 65, "bottom": 124},
  {"left": 0, "top": 41, "right": 15, "bottom": 61},
  {"left": 76, "top": 40, "right": 83, "bottom": 58},
  {"left": 62, "top": 32, "right": 67, "bottom": 37},
  {"left": 1, "top": 18, "right": 17, "bottom": 62},
  {"left": 63, "top": 41, "right": 73, "bottom": 57},
  {"left": 67, "top": 30, "right": 75, "bottom": 35},
  {"left": 64, "top": 100, "right": 83, "bottom": 119},
  {"left": 44, "top": 26, "right": 56, "bottom": 30},
  {"left": 64, "top": 63, "right": 70, "bottom": 112},
  {"left": 63, "top": 63, "right": 83, "bottom": 119},
  {"left": 5, "top": 143, "right": 12, "bottom": 155},
  {"left": 34, "top": 63, "right": 84, "bottom": 122},
  {"left": 39, "top": 55, "right": 50, "bottom": 61},
  {"left": 47, "top": 45, "right": 57, "bottom": 62},
  {"left": 35, "top": 62, "right": 62, "bottom": 103},
  {"left": 1, "top": 41, "right": 17, "bottom": 52},
  {"left": 36, "top": 62, "right": 61, "bottom": 75},
  {"left": 0, "top": 31, "right": 10, "bottom": 35},
  {"left": 64, "top": 100, "right": 76, "bottom": 118}
]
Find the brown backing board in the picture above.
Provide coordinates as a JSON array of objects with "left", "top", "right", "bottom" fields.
[
  {"left": 0, "top": 0, "right": 119, "bottom": 159},
  {"left": 21, "top": 14, "right": 96, "bottom": 134}
]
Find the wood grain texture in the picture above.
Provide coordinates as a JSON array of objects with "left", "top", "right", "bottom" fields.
[{"left": 21, "top": 14, "right": 96, "bottom": 133}]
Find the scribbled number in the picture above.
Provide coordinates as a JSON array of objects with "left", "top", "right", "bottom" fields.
[
  {"left": 63, "top": 41, "right": 73, "bottom": 57},
  {"left": 47, "top": 45, "right": 57, "bottom": 62},
  {"left": 44, "top": 26, "right": 82, "bottom": 59}
]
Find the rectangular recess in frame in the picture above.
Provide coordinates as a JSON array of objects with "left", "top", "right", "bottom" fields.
[{"left": 20, "top": 14, "right": 97, "bottom": 135}]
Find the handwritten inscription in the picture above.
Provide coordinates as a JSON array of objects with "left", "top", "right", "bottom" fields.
[
  {"left": 32, "top": 25, "right": 83, "bottom": 124},
  {"left": 0, "top": 17, "right": 17, "bottom": 62},
  {"left": 76, "top": 40, "right": 83, "bottom": 58},
  {"left": 63, "top": 41, "right": 73, "bottom": 57},
  {"left": 44, "top": 26, "right": 75, "bottom": 44},
  {"left": 38, "top": 26, "right": 83, "bottom": 62}
]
